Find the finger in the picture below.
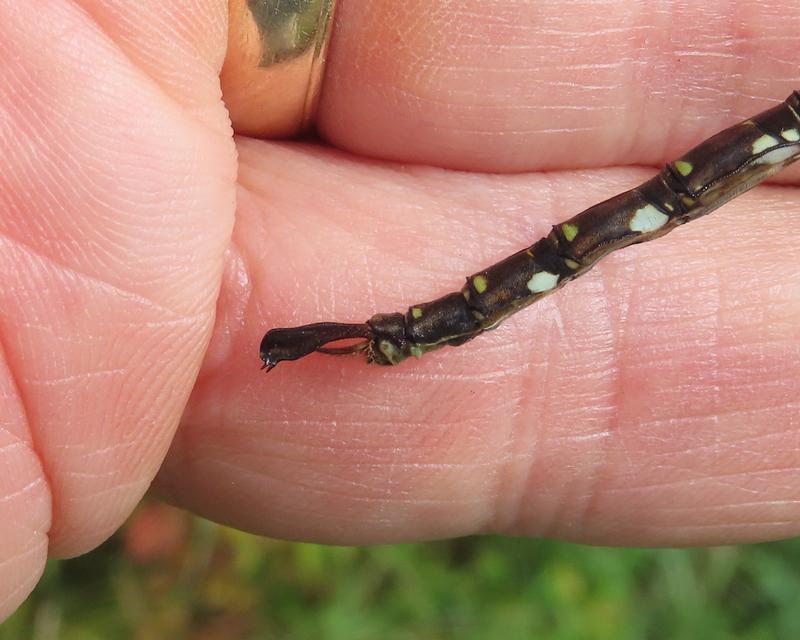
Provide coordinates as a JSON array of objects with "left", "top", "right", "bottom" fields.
[
  {"left": 315, "top": 0, "right": 800, "bottom": 172},
  {"left": 157, "top": 141, "right": 800, "bottom": 546},
  {"left": 0, "top": 0, "right": 233, "bottom": 591}
]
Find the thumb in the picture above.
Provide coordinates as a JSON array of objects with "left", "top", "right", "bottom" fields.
[{"left": 0, "top": 0, "right": 234, "bottom": 618}]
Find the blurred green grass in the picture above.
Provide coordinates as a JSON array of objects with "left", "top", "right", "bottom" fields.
[{"left": 4, "top": 501, "right": 800, "bottom": 640}]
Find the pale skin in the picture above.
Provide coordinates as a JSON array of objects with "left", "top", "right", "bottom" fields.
[{"left": 0, "top": 0, "right": 799, "bottom": 621}]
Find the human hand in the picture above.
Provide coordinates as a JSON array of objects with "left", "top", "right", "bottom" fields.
[{"left": 2, "top": 0, "right": 799, "bottom": 620}]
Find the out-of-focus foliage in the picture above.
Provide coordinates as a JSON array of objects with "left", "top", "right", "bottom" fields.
[{"left": 4, "top": 501, "right": 800, "bottom": 640}]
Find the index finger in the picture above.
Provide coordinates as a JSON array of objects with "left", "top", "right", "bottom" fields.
[{"left": 319, "top": 0, "right": 800, "bottom": 172}]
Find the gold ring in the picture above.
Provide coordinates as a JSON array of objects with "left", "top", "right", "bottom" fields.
[{"left": 222, "top": 0, "right": 337, "bottom": 138}]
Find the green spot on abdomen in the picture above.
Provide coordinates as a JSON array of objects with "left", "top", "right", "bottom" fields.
[
  {"left": 629, "top": 204, "right": 669, "bottom": 233},
  {"left": 752, "top": 133, "right": 780, "bottom": 154},
  {"left": 562, "top": 223, "right": 579, "bottom": 242},
  {"left": 526, "top": 271, "right": 559, "bottom": 293},
  {"left": 379, "top": 340, "right": 404, "bottom": 365},
  {"left": 473, "top": 275, "right": 488, "bottom": 294},
  {"left": 674, "top": 160, "right": 693, "bottom": 176},
  {"left": 411, "top": 307, "right": 423, "bottom": 319}
]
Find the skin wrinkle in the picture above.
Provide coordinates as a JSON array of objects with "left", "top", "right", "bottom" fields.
[
  {"left": 0, "top": 542, "right": 46, "bottom": 573},
  {"left": 607, "top": 466, "right": 800, "bottom": 497},
  {"left": 537, "top": 265, "right": 626, "bottom": 536},
  {"left": 504, "top": 165, "right": 608, "bottom": 535},
  {"left": 0, "top": 477, "right": 44, "bottom": 505},
  {"left": 556, "top": 294, "right": 623, "bottom": 540},
  {"left": 0, "top": 348, "right": 50, "bottom": 621},
  {"left": 641, "top": 406, "right": 800, "bottom": 434},
  {"left": 505, "top": 340, "right": 554, "bottom": 536},
  {"left": 199, "top": 245, "right": 253, "bottom": 377},
  {"left": 504, "top": 263, "right": 614, "bottom": 535},
  {"left": 657, "top": 482, "right": 797, "bottom": 507},
  {"left": 656, "top": 448, "right": 796, "bottom": 478},
  {"left": 661, "top": 499, "right": 800, "bottom": 511},
  {"left": 0, "top": 439, "right": 25, "bottom": 455},
  {"left": 216, "top": 454, "right": 413, "bottom": 512},
  {"left": 669, "top": 522, "right": 799, "bottom": 532},
  {"left": 65, "top": 479, "right": 151, "bottom": 504},
  {"left": 484, "top": 366, "right": 526, "bottom": 534}
]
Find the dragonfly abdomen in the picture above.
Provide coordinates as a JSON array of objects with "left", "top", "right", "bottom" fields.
[{"left": 260, "top": 91, "right": 800, "bottom": 370}]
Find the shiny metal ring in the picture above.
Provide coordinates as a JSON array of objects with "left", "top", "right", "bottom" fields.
[{"left": 222, "top": 0, "right": 337, "bottom": 138}]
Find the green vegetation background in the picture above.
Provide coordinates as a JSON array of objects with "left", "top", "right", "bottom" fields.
[{"left": 4, "top": 500, "right": 800, "bottom": 640}]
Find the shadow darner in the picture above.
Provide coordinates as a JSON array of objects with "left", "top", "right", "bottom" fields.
[{"left": 260, "top": 92, "right": 800, "bottom": 370}]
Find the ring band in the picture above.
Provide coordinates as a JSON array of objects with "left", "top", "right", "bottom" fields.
[{"left": 222, "top": 0, "right": 337, "bottom": 138}]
